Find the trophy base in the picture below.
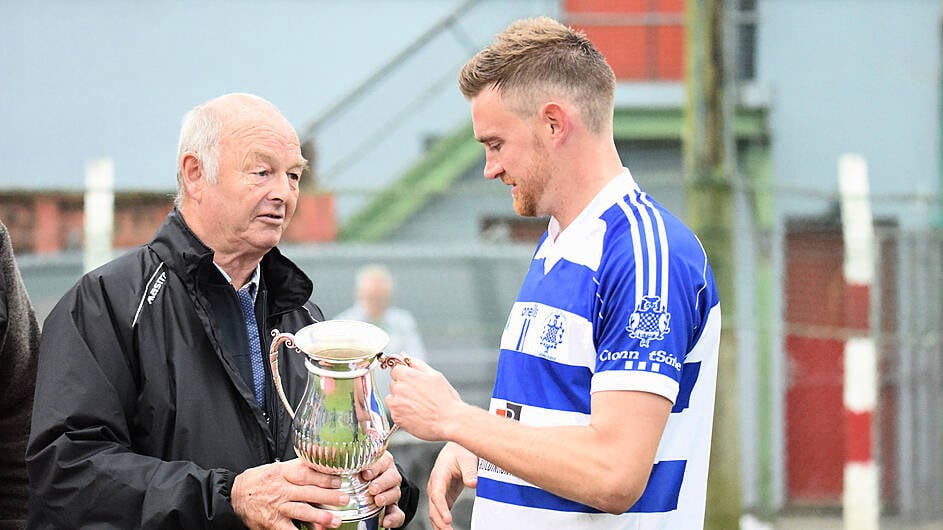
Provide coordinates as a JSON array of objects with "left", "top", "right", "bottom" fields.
[{"left": 297, "top": 505, "right": 385, "bottom": 530}]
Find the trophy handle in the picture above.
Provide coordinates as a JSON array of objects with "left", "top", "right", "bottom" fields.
[
  {"left": 269, "top": 329, "right": 299, "bottom": 419},
  {"left": 376, "top": 352, "right": 412, "bottom": 441},
  {"left": 377, "top": 351, "right": 411, "bottom": 370}
]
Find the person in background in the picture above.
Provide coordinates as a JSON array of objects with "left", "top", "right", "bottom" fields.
[
  {"left": 335, "top": 263, "right": 426, "bottom": 361},
  {"left": 27, "top": 93, "right": 418, "bottom": 529},
  {"left": 335, "top": 264, "right": 427, "bottom": 414},
  {"left": 0, "top": 220, "right": 40, "bottom": 530},
  {"left": 386, "top": 17, "right": 721, "bottom": 530}
]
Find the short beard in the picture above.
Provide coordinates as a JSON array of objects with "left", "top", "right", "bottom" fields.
[{"left": 513, "top": 134, "right": 553, "bottom": 217}]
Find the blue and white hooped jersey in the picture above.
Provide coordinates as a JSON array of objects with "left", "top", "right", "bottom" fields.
[{"left": 471, "top": 169, "right": 721, "bottom": 530}]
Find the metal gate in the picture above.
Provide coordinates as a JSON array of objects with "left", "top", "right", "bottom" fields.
[{"left": 783, "top": 221, "right": 943, "bottom": 520}]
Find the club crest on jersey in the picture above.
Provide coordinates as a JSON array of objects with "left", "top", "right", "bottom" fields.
[
  {"left": 627, "top": 295, "right": 671, "bottom": 347},
  {"left": 495, "top": 401, "right": 523, "bottom": 421},
  {"left": 539, "top": 312, "right": 566, "bottom": 357}
]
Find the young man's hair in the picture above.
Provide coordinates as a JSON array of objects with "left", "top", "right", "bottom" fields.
[{"left": 458, "top": 16, "right": 616, "bottom": 134}]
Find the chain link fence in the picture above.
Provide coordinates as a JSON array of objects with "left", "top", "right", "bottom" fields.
[{"left": 13, "top": 182, "right": 943, "bottom": 527}]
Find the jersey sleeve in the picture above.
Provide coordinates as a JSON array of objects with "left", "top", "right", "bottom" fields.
[{"left": 589, "top": 216, "right": 699, "bottom": 405}]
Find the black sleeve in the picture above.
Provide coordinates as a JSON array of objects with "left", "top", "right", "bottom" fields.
[
  {"left": 396, "top": 462, "right": 421, "bottom": 528},
  {"left": 0, "top": 258, "right": 8, "bottom": 344},
  {"left": 26, "top": 278, "right": 243, "bottom": 529}
]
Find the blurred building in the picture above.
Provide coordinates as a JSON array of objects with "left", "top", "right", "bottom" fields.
[{"left": 3, "top": 0, "right": 941, "bottom": 525}]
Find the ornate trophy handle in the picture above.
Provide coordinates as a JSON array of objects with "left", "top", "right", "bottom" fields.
[
  {"left": 376, "top": 352, "right": 412, "bottom": 441},
  {"left": 377, "top": 351, "right": 412, "bottom": 370},
  {"left": 269, "top": 329, "right": 299, "bottom": 419}
]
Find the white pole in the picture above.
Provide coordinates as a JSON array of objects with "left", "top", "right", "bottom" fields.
[
  {"left": 838, "top": 153, "right": 879, "bottom": 530},
  {"left": 839, "top": 154, "right": 875, "bottom": 285},
  {"left": 84, "top": 158, "right": 114, "bottom": 273}
]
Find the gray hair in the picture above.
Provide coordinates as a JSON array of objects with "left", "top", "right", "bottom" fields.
[{"left": 174, "top": 102, "right": 223, "bottom": 208}]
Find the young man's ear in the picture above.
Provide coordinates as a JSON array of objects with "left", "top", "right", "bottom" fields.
[{"left": 540, "top": 102, "right": 568, "bottom": 143}]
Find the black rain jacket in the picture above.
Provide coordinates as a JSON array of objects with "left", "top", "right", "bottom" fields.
[{"left": 27, "top": 210, "right": 418, "bottom": 528}]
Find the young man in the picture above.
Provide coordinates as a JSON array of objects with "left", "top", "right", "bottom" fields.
[
  {"left": 28, "top": 93, "right": 418, "bottom": 529},
  {"left": 387, "top": 17, "right": 721, "bottom": 530}
]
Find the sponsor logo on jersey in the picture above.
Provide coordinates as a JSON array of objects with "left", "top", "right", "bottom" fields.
[
  {"left": 539, "top": 312, "right": 566, "bottom": 358},
  {"left": 627, "top": 295, "right": 671, "bottom": 347},
  {"left": 516, "top": 304, "right": 539, "bottom": 351},
  {"left": 478, "top": 458, "right": 512, "bottom": 476},
  {"left": 521, "top": 304, "right": 538, "bottom": 319},
  {"left": 146, "top": 271, "right": 167, "bottom": 305},
  {"left": 496, "top": 401, "right": 523, "bottom": 421}
]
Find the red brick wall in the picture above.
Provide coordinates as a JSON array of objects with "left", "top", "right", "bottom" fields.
[
  {"left": 285, "top": 193, "right": 337, "bottom": 242},
  {"left": 565, "top": 0, "right": 685, "bottom": 81},
  {"left": 0, "top": 191, "right": 336, "bottom": 254}
]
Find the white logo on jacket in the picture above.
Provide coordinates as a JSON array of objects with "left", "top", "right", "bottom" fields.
[{"left": 146, "top": 271, "right": 167, "bottom": 305}]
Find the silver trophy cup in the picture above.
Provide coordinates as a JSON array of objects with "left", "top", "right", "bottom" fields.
[{"left": 269, "top": 320, "right": 409, "bottom": 530}]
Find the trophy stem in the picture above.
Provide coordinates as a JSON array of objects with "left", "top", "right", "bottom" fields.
[
  {"left": 317, "top": 473, "right": 382, "bottom": 520},
  {"left": 297, "top": 476, "right": 386, "bottom": 530}
]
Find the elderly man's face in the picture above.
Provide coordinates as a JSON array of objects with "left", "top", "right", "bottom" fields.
[{"left": 205, "top": 111, "right": 305, "bottom": 254}]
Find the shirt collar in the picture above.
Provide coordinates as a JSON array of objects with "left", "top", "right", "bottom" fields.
[
  {"left": 546, "top": 167, "right": 637, "bottom": 241},
  {"left": 215, "top": 262, "right": 262, "bottom": 301}
]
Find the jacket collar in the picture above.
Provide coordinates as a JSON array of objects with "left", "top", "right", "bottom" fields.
[{"left": 148, "top": 209, "right": 314, "bottom": 316}]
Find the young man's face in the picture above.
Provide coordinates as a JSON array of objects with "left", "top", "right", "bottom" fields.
[{"left": 471, "top": 87, "right": 554, "bottom": 218}]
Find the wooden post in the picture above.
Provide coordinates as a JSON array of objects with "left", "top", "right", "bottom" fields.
[{"left": 684, "top": 1, "right": 742, "bottom": 528}]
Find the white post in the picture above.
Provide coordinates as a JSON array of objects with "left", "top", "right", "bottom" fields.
[
  {"left": 838, "top": 153, "right": 879, "bottom": 530},
  {"left": 84, "top": 158, "right": 114, "bottom": 273}
]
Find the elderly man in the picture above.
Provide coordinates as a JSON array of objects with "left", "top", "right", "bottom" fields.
[{"left": 27, "top": 93, "right": 418, "bottom": 529}]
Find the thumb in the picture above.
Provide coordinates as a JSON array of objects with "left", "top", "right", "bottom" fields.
[{"left": 459, "top": 454, "right": 479, "bottom": 489}]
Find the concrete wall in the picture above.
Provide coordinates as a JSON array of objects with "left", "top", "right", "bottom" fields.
[{"left": 760, "top": 0, "right": 941, "bottom": 227}]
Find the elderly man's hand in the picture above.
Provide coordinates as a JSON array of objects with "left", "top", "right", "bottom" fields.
[
  {"left": 359, "top": 451, "right": 406, "bottom": 528},
  {"left": 232, "top": 452, "right": 406, "bottom": 529},
  {"left": 232, "top": 459, "right": 346, "bottom": 529}
]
